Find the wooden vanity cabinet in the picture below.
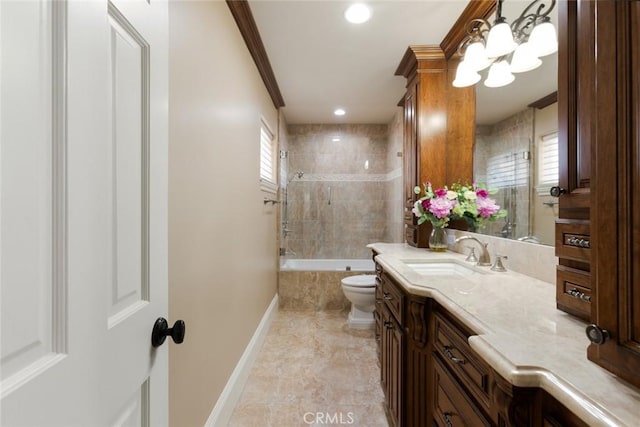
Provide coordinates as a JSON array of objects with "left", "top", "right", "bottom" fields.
[
  {"left": 375, "top": 261, "right": 432, "bottom": 427},
  {"left": 374, "top": 261, "right": 588, "bottom": 426},
  {"left": 540, "top": 391, "right": 589, "bottom": 427},
  {"left": 376, "top": 266, "right": 405, "bottom": 427},
  {"left": 431, "top": 308, "right": 493, "bottom": 426},
  {"left": 587, "top": 0, "right": 640, "bottom": 390},
  {"left": 555, "top": 0, "right": 593, "bottom": 322}
]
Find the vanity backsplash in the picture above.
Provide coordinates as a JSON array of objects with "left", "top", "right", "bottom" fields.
[{"left": 447, "top": 229, "right": 557, "bottom": 284}]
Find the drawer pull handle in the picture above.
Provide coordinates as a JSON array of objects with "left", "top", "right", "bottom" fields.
[
  {"left": 567, "top": 287, "right": 591, "bottom": 302},
  {"left": 383, "top": 292, "right": 393, "bottom": 301},
  {"left": 566, "top": 236, "right": 591, "bottom": 248},
  {"left": 384, "top": 321, "right": 394, "bottom": 330},
  {"left": 443, "top": 412, "right": 454, "bottom": 427},
  {"left": 443, "top": 345, "right": 465, "bottom": 364}
]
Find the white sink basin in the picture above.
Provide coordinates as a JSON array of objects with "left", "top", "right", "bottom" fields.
[{"left": 401, "top": 259, "right": 483, "bottom": 277}]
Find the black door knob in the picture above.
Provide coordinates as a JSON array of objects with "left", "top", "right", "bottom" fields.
[
  {"left": 550, "top": 186, "right": 566, "bottom": 197},
  {"left": 151, "top": 317, "right": 186, "bottom": 347},
  {"left": 586, "top": 324, "right": 610, "bottom": 345}
]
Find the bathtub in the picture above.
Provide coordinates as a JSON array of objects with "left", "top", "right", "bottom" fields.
[
  {"left": 280, "top": 258, "right": 375, "bottom": 272},
  {"left": 278, "top": 259, "right": 375, "bottom": 310}
]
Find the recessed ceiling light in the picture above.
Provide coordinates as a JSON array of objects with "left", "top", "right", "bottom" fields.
[
  {"left": 332, "top": 137, "right": 341, "bottom": 142},
  {"left": 344, "top": 3, "right": 371, "bottom": 24},
  {"left": 334, "top": 108, "right": 346, "bottom": 116}
]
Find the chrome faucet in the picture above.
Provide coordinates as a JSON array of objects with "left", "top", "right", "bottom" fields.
[{"left": 454, "top": 236, "right": 491, "bottom": 266}]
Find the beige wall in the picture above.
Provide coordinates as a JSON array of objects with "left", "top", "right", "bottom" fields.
[
  {"left": 532, "top": 102, "right": 559, "bottom": 245},
  {"left": 168, "top": 2, "right": 278, "bottom": 426}
]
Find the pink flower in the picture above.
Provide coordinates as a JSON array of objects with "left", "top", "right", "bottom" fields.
[
  {"left": 429, "top": 196, "right": 456, "bottom": 219},
  {"left": 421, "top": 199, "right": 431, "bottom": 210},
  {"left": 476, "top": 196, "right": 500, "bottom": 218},
  {"left": 434, "top": 188, "right": 447, "bottom": 197},
  {"left": 476, "top": 188, "right": 489, "bottom": 198}
]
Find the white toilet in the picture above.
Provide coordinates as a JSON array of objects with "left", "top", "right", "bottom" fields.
[{"left": 341, "top": 274, "right": 377, "bottom": 329}]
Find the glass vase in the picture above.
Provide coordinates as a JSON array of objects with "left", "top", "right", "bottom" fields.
[{"left": 429, "top": 224, "right": 449, "bottom": 252}]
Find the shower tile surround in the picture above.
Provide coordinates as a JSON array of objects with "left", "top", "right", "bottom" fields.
[
  {"left": 284, "top": 123, "right": 403, "bottom": 260},
  {"left": 278, "top": 270, "right": 371, "bottom": 311},
  {"left": 475, "top": 109, "right": 534, "bottom": 239}
]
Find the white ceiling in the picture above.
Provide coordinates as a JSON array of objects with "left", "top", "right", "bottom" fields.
[{"left": 249, "top": 0, "right": 558, "bottom": 126}]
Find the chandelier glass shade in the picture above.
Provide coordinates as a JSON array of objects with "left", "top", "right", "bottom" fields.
[{"left": 454, "top": 0, "right": 557, "bottom": 88}]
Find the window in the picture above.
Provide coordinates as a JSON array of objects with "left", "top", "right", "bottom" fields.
[
  {"left": 486, "top": 151, "right": 529, "bottom": 189},
  {"left": 260, "top": 118, "right": 277, "bottom": 193},
  {"left": 536, "top": 132, "right": 559, "bottom": 195}
]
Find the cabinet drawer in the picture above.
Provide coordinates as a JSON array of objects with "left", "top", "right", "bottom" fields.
[
  {"left": 556, "top": 266, "right": 591, "bottom": 321},
  {"left": 433, "top": 312, "right": 491, "bottom": 409},
  {"left": 555, "top": 220, "right": 590, "bottom": 262},
  {"left": 433, "top": 357, "right": 491, "bottom": 427},
  {"left": 382, "top": 274, "right": 404, "bottom": 323}
]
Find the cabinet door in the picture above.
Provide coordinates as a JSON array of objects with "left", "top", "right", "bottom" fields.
[
  {"left": 389, "top": 315, "right": 403, "bottom": 427},
  {"left": 588, "top": 0, "right": 640, "bottom": 389},
  {"left": 557, "top": 0, "right": 592, "bottom": 218},
  {"left": 555, "top": 0, "right": 593, "bottom": 321},
  {"left": 403, "top": 83, "right": 418, "bottom": 246},
  {"left": 380, "top": 302, "right": 404, "bottom": 427}
]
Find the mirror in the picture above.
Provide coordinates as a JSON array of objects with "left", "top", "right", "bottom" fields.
[{"left": 472, "top": 2, "right": 558, "bottom": 246}]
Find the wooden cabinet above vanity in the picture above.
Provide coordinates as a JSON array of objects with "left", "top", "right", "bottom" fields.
[
  {"left": 395, "top": 0, "right": 491, "bottom": 248},
  {"left": 396, "top": 45, "right": 476, "bottom": 248},
  {"left": 554, "top": 0, "right": 593, "bottom": 322},
  {"left": 554, "top": 0, "right": 640, "bottom": 390}
]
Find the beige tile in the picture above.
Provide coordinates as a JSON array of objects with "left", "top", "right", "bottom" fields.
[{"left": 227, "top": 310, "right": 388, "bottom": 427}]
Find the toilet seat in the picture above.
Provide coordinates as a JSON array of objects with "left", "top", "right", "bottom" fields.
[{"left": 341, "top": 274, "right": 376, "bottom": 288}]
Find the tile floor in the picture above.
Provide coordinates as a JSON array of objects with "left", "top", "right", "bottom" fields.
[{"left": 227, "top": 310, "right": 389, "bottom": 427}]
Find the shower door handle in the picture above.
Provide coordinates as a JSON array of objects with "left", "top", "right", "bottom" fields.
[{"left": 328, "top": 186, "right": 331, "bottom": 205}]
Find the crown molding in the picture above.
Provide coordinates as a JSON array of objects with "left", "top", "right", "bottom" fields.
[
  {"left": 440, "top": 0, "right": 496, "bottom": 59},
  {"left": 528, "top": 91, "right": 558, "bottom": 109},
  {"left": 226, "top": 0, "right": 285, "bottom": 108},
  {"left": 395, "top": 46, "right": 446, "bottom": 78}
]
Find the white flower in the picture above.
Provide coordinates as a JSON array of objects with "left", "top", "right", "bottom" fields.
[
  {"left": 464, "top": 190, "right": 477, "bottom": 200},
  {"left": 412, "top": 201, "right": 422, "bottom": 217},
  {"left": 446, "top": 190, "right": 458, "bottom": 200}
]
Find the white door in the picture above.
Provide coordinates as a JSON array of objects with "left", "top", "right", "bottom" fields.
[{"left": 1, "top": 0, "right": 171, "bottom": 425}]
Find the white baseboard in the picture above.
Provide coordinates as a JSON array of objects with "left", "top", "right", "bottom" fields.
[{"left": 203, "top": 294, "right": 279, "bottom": 427}]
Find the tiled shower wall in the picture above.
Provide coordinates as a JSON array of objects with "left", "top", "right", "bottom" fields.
[
  {"left": 386, "top": 110, "right": 404, "bottom": 243},
  {"left": 284, "top": 122, "right": 403, "bottom": 259},
  {"left": 475, "top": 108, "right": 533, "bottom": 239}
]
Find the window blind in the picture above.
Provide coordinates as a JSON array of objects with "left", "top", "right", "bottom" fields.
[
  {"left": 538, "top": 132, "right": 559, "bottom": 186},
  {"left": 487, "top": 151, "right": 529, "bottom": 189},
  {"left": 260, "top": 119, "right": 276, "bottom": 192}
]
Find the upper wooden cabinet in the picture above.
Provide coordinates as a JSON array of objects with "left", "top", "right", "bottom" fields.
[
  {"left": 396, "top": 47, "right": 475, "bottom": 247},
  {"left": 588, "top": 0, "right": 640, "bottom": 390},
  {"left": 555, "top": 0, "right": 593, "bottom": 321}
]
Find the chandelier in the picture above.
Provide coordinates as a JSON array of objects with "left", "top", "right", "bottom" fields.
[{"left": 453, "top": 0, "right": 557, "bottom": 88}]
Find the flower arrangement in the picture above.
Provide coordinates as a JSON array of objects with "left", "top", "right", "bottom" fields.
[{"left": 412, "top": 182, "right": 507, "bottom": 229}]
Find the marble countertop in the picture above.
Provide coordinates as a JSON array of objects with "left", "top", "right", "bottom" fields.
[{"left": 368, "top": 243, "right": 640, "bottom": 427}]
